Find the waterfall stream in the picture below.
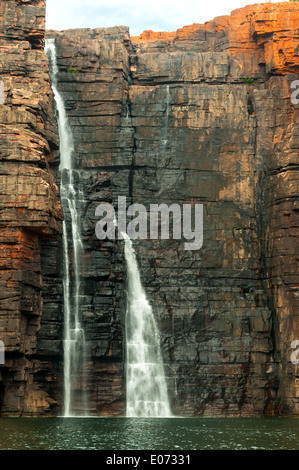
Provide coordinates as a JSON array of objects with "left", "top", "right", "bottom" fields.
[
  {"left": 45, "top": 39, "right": 88, "bottom": 417},
  {"left": 163, "top": 84, "right": 170, "bottom": 147},
  {"left": 46, "top": 38, "right": 171, "bottom": 418},
  {"left": 123, "top": 234, "right": 171, "bottom": 417}
]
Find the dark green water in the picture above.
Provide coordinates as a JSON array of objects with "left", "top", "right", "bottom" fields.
[{"left": 0, "top": 417, "right": 298, "bottom": 450}]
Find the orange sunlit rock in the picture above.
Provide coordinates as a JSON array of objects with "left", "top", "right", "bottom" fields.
[{"left": 131, "top": 3, "right": 299, "bottom": 74}]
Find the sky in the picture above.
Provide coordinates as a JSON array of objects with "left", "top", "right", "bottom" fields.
[{"left": 45, "top": 0, "right": 285, "bottom": 36}]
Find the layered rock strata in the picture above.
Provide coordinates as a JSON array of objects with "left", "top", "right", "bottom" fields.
[
  {"left": 0, "top": 0, "right": 62, "bottom": 416},
  {"left": 0, "top": 1, "right": 298, "bottom": 416}
]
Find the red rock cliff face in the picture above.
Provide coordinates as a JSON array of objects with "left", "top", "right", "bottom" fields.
[
  {"left": 130, "top": 3, "right": 299, "bottom": 416},
  {"left": 0, "top": 1, "right": 298, "bottom": 417},
  {"left": 45, "top": 2, "right": 298, "bottom": 417},
  {"left": 0, "top": 0, "right": 62, "bottom": 416}
]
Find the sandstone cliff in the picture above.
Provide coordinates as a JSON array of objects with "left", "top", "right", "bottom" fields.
[
  {"left": 0, "top": 0, "right": 62, "bottom": 415},
  {"left": 0, "top": 1, "right": 298, "bottom": 416}
]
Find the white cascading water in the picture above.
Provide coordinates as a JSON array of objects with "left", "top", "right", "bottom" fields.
[
  {"left": 123, "top": 234, "right": 171, "bottom": 417},
  {"left": 45, "top": 39, "right": 88, "bottom": 417},
  {"left": 163, "top": 84, "right": 170, "bottom": 147}
]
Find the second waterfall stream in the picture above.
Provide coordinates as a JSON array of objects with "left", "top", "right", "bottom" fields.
[{"left": 123, "top": 234, "right": 171, "bottom": 417}]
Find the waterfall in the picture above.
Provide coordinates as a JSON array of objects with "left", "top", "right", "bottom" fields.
[
  {"left": 45, "top": 39, "right": 88, "bottom": 417},
  {"left": 163, "top": 85, "right": 170, "bottom": 147},
  {"left": 123, "top": 234, "right": 171, "bottom": 417}
]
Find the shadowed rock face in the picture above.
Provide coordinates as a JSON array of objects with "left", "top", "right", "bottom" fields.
[{"left": 0, "top": 1, "right": 298, "bottom": 416}]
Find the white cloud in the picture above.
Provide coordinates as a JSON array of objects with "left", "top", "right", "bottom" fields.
[{"left": 45, "top": 0, "right": 285, "bottom": 36}]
